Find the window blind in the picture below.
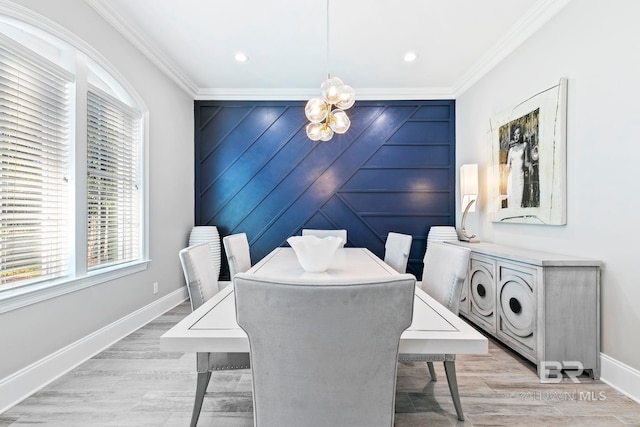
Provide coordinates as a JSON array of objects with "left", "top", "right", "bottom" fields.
[
  {"left": 86, "top": 86, "right": 141, "bottom": 270},
  {"left": 0, "top": 39, "right": 72, "bottom": 287}
]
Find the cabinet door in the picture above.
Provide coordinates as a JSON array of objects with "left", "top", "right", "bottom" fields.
[
  {"left": 497, "top": 261, "right": 538, "bottom": 360},
  {"left": 466, "top": 255, "right": 496, "bottom": 334}
]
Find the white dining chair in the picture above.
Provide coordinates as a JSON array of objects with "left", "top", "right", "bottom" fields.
[
  {"left": 235, "top": 273, "right": 416, "bottom": 427},
  {"left": 222, "top": 232, "right": 252, "bottom": 279},
  {"left": 301, "top": 228, "right": 347, "bottom": 245},
  {"left": 383, "top": 232, "right": 413, "bottom": 273},
  {"left": 399, "top": 241, "right": 471, "bottom": 421},
  {"left": 178, "top": 243, "right": 250, "bottom": 427}
]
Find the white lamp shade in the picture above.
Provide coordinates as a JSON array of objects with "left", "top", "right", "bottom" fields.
[{"left": 460, "top": 163, "right": 478, "bottom": 212}]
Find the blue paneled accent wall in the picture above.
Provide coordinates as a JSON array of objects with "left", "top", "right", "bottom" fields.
[{"left": 194, "top": 100, "right": 456, "bottom": 279}]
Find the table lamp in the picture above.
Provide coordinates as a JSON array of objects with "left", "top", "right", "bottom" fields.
[{"left": 460, "top": 163, "right": 478, "bottom": 241}]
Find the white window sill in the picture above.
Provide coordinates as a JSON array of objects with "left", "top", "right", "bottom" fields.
[{"left": 0, "top": 259, "right": 151, "bottom": 314}]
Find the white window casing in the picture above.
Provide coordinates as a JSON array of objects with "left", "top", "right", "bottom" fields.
[{"left": 0, "top": 9, "right": 149, "bottom": 312}]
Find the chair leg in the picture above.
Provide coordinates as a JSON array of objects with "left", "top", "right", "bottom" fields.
[
  {"left": 190, "top": 370, "right": 212, "bottom": 427},
  {"left": 443, "top": 361, "right": 464, "bottom": 421},
  {"left": 427, "top": 361, "right": 438, "bottom": 381}
]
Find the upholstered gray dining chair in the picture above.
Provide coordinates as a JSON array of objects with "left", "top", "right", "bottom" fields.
[
  {"left": 179, "top": 243, "right": 250, "bottom": 427},
  {"left": 383, "top": 232, "right": 413, "bottom": 273},
  {"left": 301, "top": 228, "right": 347, "bottom": 244},
  {"left": 222, "top": 232, "right": 252, "bottom": 279},
  {"left": 399, "top": 241, "right": 471, "bottom": 421},
  {"left": 235, "top": 273, "right": 416, "bottom": 427}
]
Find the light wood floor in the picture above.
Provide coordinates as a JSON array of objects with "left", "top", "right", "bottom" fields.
[{"left": 2, "top": 302, "right": 639, "bottom": 427}]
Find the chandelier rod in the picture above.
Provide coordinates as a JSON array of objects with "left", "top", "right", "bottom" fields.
[{"left": 326, "top": 0, "right": 330, "bottom": 79}]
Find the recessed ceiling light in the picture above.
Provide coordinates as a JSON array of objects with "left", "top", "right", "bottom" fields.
[
  {"left": 403, "top": 52, "right": 417, "bottom": 62},
  {"left": 234, "top": 52, "right": 248, "bottom": 62}
]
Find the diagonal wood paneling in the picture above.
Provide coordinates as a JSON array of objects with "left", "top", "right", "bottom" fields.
[{"left": 195, "top": 100, "right": 456, "bottom": 279}]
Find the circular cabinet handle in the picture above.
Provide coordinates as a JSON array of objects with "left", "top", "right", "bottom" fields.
[
  {"left": 509, "top": 297, "right": 522, "bottom": 314},
  {"left": 477, "top": 283, "right": 486, "bottom": 297}
]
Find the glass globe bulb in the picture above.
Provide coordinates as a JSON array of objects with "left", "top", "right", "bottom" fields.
[
  {"left": 335, "top": 85, "right": 355, "bottom": 110},
  {"left": 319, "top": 125, "right": 334, "bottom": 141},
  {"left": 306, "top": 122, "right": 325, "bottom": 141},
  {"left": 320, "top": 76, "right": 344, "bottom": 105},
  {"left": 305, "top": 98, "right": 329, "bottom": 123},
  {"left": 329, "top": 109, "right": 350, "bottom": 134}
]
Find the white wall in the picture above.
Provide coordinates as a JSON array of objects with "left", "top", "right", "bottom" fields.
[
  {"left": 0, "top": 0, "right": 194, "bottom": 381},
  {"left": 456, "top": 0, "right": 640, "bottom": 375}
]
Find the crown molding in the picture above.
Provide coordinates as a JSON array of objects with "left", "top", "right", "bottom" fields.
[
  {"left": 452, "top": 0, "right": 573, "bottom": 97},
  {"left": 85, "top": 0, "right": 198, "bottom": 97},
  {"left": 196, "top": 88, "right": 318, "bottom": 101},
  {"left": 355, "top": 87, "right": 454, "bottom": 101},
  {"left": 195, "top": 86, "right": 455, "bottom": 101}
]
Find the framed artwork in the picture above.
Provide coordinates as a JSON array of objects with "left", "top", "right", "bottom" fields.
[{"left": 488, "top": 78, "right": 567, "bottom": 225}]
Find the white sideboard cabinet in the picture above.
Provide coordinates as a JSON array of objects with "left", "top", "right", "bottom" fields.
[{"left": 446, "top": 241, "right": 601, "bottom": 379}]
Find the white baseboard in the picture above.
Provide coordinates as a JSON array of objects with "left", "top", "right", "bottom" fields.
[
  {"left": 0, "top": 288, "right": 188, "bottom": 414},
  {"left": 601, "top": 353, "right": 640, "bottom": 404}
]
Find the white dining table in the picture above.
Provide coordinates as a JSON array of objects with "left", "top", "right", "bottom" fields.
[{"left": 160, "top": 247, "right": 488, "bottom": 356}]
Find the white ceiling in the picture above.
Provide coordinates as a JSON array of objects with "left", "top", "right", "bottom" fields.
[{"left": 86, "top": 0, "right": 571, "bottom": 100}]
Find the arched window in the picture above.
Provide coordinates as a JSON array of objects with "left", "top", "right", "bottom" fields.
[{"left": 0, "top": 11, "right": 146, "bottom": 301}]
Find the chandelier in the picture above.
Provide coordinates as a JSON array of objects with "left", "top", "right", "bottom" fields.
[{"left": 305, "top": 0, "right": 355, "bottom": 142}]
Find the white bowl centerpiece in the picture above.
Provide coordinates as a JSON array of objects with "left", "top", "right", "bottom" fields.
[{"left": 287, "top": 235, "right": 343, "bottom": 273}]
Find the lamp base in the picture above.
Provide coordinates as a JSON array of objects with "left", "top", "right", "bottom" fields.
[
  {"left": 460, "top": 199, "right": 478, "bottom": 242},
  {"left": 459, "top": 235, "right": 481, "bottom": 243}
]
